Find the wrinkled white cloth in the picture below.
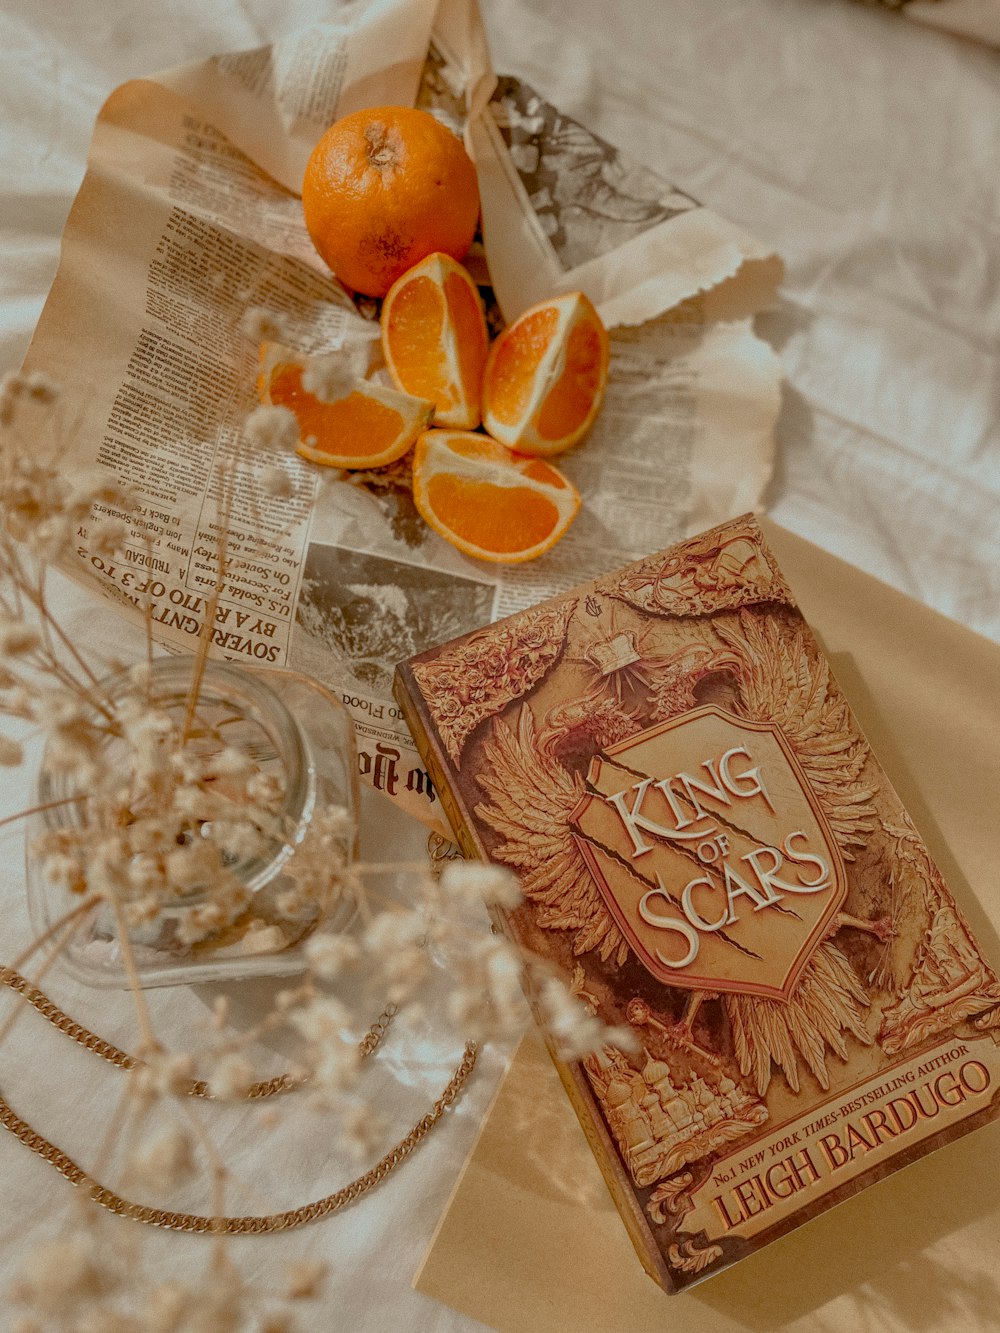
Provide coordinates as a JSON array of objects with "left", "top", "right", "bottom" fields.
[
  {"left": 482, "top": 0, "right": 1000, "bottom": 644},
  {"left": 0, "top": 1, "right": 998, "bottom": 1329}
]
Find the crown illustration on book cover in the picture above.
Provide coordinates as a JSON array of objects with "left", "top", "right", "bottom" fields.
[{"left": 395, "top": 514, "right": 1000, "bottom": 1291}]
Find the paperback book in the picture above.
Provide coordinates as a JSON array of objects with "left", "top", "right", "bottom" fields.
[{"left": 394, "top": 514, "right": 1000, "bottom": 1292}]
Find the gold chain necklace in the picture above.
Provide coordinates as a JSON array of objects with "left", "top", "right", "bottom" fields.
[{"left": 0, "top": 964, "right": 477, "bottom": 1234}]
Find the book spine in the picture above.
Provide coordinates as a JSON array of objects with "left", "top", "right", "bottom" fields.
[{"left": 392, "top": 665, "right": 479, "bottom": 861}]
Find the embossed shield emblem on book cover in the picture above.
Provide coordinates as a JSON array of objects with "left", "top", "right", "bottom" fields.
[
  {"left": 394, "top": 515, "right": 1000, "bottom": 1292},
  {"left": 571, "top": 707, "right": 849, "bottom": 1001}
]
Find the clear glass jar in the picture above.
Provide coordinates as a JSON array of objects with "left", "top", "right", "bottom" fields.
[{"left": 25, "top": 658, "right": 359, "bottom": 988}]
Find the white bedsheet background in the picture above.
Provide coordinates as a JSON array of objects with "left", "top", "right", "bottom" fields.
[
  {"left": 482, "top": 0, "right": 1000, "bottom": 640},
  {"left": 0, "top": 1, "right": 998, "bottom": 1329}
]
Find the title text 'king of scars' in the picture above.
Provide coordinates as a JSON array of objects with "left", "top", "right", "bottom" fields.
[{"left": 605, "top": 743, "right": 833, "bottom": 970}]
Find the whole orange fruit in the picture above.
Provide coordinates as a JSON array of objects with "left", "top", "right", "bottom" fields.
[{"left": 302, "top": 106, "right": 480, "bottom": 299}]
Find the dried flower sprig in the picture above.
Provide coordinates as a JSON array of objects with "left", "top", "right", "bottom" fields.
[{"left": 0, "top": 351, "right": 634, "bottom": 1328}]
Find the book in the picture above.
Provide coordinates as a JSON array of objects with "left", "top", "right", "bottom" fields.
[{"left": 394, "top": 514, "right": 1000, "bottom": 1293}]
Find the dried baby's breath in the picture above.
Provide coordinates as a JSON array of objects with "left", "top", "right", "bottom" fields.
[
  {"left": 128, "top": 1126, "right": 196, "bottom": 1192},
  {"left": 0, "top": 349, "right": 597, "bottom": 1326},
  {"left": 300, "top": 354, "right": 358, "bottom": 403},
  {"left": 243, "top": 405, "right": 299, "bottom": 453},
  {"left": 440, "top": 860, "right": 522, "bottom": 909},
  {"left": 304, "top": 931, "right": 360, "bottom": 979},
  {"left": 10, "top": 1233, "right": 111, "bottom": 1318},
  {"left": 240, "top": 307, "right": 289, "bottom": 343},
  {"left": 536, "top": 972, "right": 639, "bottom": 1062},
  {"left": 258, "top": 464, "right": 295, "bottom": 498},
  {"left": 208, "top": 1053, "right": 256, "bottom": 1101},
  {"left": 0, "top": 735, "right": 23, "bottom": 765},
  {"left": 285, "top": 1259, "right": 327, "bottom": 1300}
]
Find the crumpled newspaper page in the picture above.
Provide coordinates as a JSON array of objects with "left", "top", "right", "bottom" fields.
[{"left": 20, "top": 0, "right": 783, "bottom": 832}]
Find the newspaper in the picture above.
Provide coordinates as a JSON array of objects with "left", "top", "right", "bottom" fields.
[{"left": 21, "top": 0, "right": 782, "bottom": 835}]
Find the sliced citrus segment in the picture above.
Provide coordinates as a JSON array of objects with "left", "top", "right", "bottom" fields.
[
  {"left": 258, "top": 345, "right": 432, "bottom": 470},
  {"left": 381, "top": 253, "right": 489, "bottom": 430},
  {"left": 302, "top": 106, "right": 479, "bottom": 298},
  {"left": 411, "top": 429, "right": 580, "bottom": 564},
  {"left": 481, "top": 292, "right": 609, "bottom": 456}
]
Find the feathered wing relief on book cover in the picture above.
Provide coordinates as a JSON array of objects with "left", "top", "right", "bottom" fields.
[{"left": 394, "top": 515, "right": 1000, "bottom": 1291}]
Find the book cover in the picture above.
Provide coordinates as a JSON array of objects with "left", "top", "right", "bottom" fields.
[{"left": 394, "top": 514, "right": 1000, "bottom": 1292}]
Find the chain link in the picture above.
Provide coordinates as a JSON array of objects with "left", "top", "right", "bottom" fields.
[
  {"left": 0, "top": 965, "right": 477, "bottom": 1233},
  {"left": 427, "top": 831, "right": 463, "bottom": 878}
]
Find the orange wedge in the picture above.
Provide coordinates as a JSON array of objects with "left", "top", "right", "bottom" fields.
[
  {"left": 381, "top": 253, "right": 489, "bottom": 430},
  {"left": 481, "top": 292, "right": 609, "bottom": 456},
  {"left": 259, "top": 345, "right": 432, "bottom": 470},
  {"left": 411, "top": 430, "right": 581, "bottom": 564}
]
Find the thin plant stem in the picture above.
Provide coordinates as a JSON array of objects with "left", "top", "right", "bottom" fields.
[
  {"left": 9, "top": 892, "right": 100, "bottom": 973},
  {"left": 0, "top": 793, "right": 86, "bottom": 834},
  {"left": 177, "top": 1098, "right": 276, "bottom": 1237},
  {"left": 90, "top": 1077, "right": 135, "bottom": 1186},
  {"left": 0, "top": 531, "right": 33, "bottom": 621},
  {"left": 352, "top": 860, "right": 430, "bottom": 875},
  {"left": 30, "top": 572, "right": 103, "bottom": 691},
  {"left": 143, "top": 578, "right": 154, "bottom": 690},
  {"left": 108, "top": 894, "right": 159, "bottom": 1054},
  {"left": 21, "top": 629, "right": 117, "bottom": 724},
  {"left": 182, "top": 455, "right": 234, "bottom": 744},
  {"left": 3, "top": 539, "right": 107, "bottom": 705}
]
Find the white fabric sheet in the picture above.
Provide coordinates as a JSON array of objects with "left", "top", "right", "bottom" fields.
[{"left": 1, "top": 0, "right": 998, "bottom": 1328}]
